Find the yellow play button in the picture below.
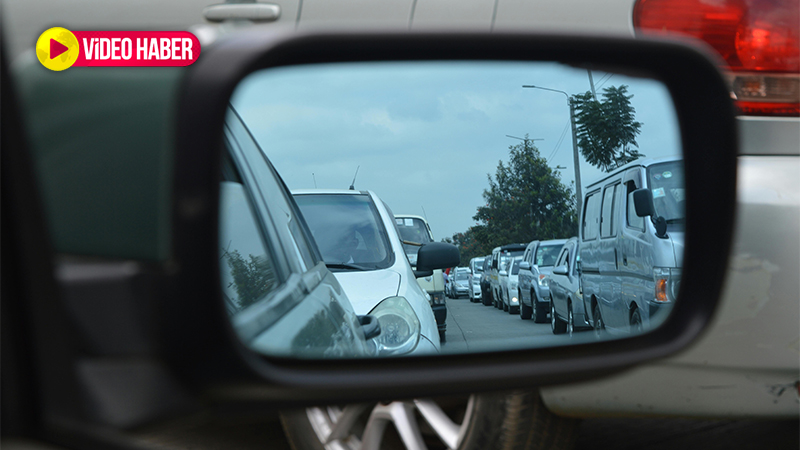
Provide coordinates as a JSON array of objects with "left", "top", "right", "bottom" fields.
[{"left": 36, "top": 27, "right": 80, "bottom": 71}]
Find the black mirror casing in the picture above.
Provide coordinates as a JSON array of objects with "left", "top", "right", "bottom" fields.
[
  {"left": 633, "top": 188, "right": 656, "bottom": 217},
  {"left": 166, "top": 29, "right": 737, "bottom": 407},
  {"left": 417, "top": 242, "right": 461, "bottom": 272}
]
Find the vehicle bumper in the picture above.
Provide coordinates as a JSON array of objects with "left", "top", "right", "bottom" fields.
[
  {"left": 535, "top": 286, "right": 551, "bottom": 304},
  {"left": 432, "top": 304, "right": 447, "bottom": 331},
  {"left": 471, "top": 285, "right": 482, "bottom": 298}
]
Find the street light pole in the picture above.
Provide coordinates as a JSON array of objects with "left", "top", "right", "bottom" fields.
[{"left": 522, "top": 85, "right": 583, "bottom": 213}]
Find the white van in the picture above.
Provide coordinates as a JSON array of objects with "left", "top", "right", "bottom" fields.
[
  {"left": 579, "top": 156, "right": 684, "bottom": 335},
  {"left": 394, "top": 214, "right": 447, "bottom": 340}
]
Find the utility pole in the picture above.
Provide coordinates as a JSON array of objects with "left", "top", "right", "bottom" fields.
[
  {"left": 587, "top": 69, "right": 598, "bottom": 102},
  {"left": 522, "top": 85, "right": 583, "bottom": 213}
]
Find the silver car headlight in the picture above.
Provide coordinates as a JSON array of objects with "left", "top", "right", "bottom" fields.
[
  {"left": 369, "top": 296, "right": 421, "bottom": 356},
  {"left": 537, "top": 274, "right": 548, "bottom": 287}
]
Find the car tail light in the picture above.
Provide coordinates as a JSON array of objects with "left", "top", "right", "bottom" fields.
[{"left": 633, "top": 0, "right": 800, "bottom": 116}]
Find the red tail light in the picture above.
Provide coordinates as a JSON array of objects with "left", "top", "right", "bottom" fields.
[{"left": 634, "top": 0, "right": 800, "bottom": 116}]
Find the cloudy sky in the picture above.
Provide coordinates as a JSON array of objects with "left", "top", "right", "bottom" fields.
[{"left": 232, "top": 61, "right": 681, "bottom": 242}]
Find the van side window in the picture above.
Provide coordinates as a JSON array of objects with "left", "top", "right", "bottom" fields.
[
  {"left": 600, "top": 183, "right": 620, "bottom": 238},
  {"left": 626, "top": 181, "right": 645, "bottom": 231},
  {"left": 582, "top": 191, "right": 601, "bottom": 241}
]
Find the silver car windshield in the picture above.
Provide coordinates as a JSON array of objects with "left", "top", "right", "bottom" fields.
[{"left": 294, "top": 194, "right": 393, "bottom": 270}]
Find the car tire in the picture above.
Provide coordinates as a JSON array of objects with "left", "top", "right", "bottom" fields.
[
  {"left": 520, "top": 290, "right": 532, "bottom": 320},
  {"left": 593, "top": 303, "right": 604, "bottom": 339},
  {"left": 280, "top": 391, "right": 578, "bottom": 450},
  {"left": 550, "top": 297, "right": 566, "bottom": 334},
  {"left": 532, "top": 292, "right": 547, "bottom": 323},
  {"left": 567, "top": 303, "right": 574, "bottom": 336}
]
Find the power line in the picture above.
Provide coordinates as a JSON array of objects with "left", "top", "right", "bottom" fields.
[{"left": 547, "top": 120, "right": 571, "bottom": 163}]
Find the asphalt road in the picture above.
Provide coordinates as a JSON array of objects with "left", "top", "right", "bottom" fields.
[{"left": 440, "top": 295, "right": 571, "bottom": 353}]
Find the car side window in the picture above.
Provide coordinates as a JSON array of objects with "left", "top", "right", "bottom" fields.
[
  {"left": 219, "top": 165, "right": 281, "bottom": 314},
  {"left": 582, "top": 191, "right": 601, "bottom": 241}
]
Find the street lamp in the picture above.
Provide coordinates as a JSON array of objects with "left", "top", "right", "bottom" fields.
[{"left": 522, "top": 85, "right": 583, "bottom": 213}]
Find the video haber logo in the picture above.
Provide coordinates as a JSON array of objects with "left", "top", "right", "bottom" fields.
[{"left": 37, "top": 27, "right": 201, "bottom": 71}]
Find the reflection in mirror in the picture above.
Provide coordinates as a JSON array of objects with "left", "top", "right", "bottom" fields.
[{"left": 222, "top": 61, "right": 683, "bottom": 359}]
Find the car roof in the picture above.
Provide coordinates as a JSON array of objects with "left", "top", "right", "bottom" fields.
[{"left": 292, "top": 188, "right": 371, "bottom": 195}]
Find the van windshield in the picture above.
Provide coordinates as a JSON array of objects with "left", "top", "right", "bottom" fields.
[
  {"left": 395, "top": 217, "right": 433, "bottom": 265},
  {"left": 647, "top": 160, "right": 685, "bottom": 223}
]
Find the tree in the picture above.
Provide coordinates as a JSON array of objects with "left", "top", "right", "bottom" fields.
[
  {"left": 573, "top": 85, "right": 644, "bottom": 172},
  {"left": 442, "top": 226, "right": 495, "bottom": 265},
  {"left": 470, "top": 138, "right": 578, "bottom": 250}
]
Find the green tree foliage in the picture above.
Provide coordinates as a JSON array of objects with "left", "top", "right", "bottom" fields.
[
  {"left": 467, "top": 138, "right": 577, "bottom": 251},
  {"left": 573, "top": 85, "right": 644, "bottom": 172},
  {"left": 442, "top": 226, "right": 494, "bottom": 266},
  {"left": 223, "top": 249, "right": 276, "bottom": 309}
]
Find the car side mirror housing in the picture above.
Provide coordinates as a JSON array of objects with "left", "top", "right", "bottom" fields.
[
  {"left": 552, "top": 265, "right": 568, "bottom": 276},
  {"left": 519, "top": 261, "right": 531, "bottom": 271},
  {"left": 499, "top": 270, "right": 508, "bottom": 276},
  {"left": 416, "top": 242, "right": 460, "bottom": 272},
  {"left": 166, "top": 29, "right": 737, "bottom": 406}
]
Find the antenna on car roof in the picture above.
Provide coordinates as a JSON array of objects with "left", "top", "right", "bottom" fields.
[
  {"left": 312, "top": 173, "right": 317, "bottom": 188},
  {"left": 349, "top": 166, "right": 360, "bottom": 190},
  {"left": 421, "top": 206, "right": 429, "bottom": 222}
]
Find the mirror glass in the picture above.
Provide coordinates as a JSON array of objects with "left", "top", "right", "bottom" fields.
[{"left": 221, "top": 61, "right": 683, "bottom": 359}]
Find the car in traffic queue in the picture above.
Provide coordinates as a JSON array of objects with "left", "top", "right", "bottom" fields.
[
  {"left": 394, "top": 214, "right": 448, "bottom": 336},
  {"left": 449, "top": 267, "right": 471, "bottom": 299},
  {"left": 468, "top": 256, "right": 486, "bottom": 302},
  {"left": 489, "top": 243, "right": 527, "bottom": 309},
  {"left": 519, "top": 239, "right": 567, "bottom": 322},
  {"left": 499, "top": 256, "right": 523, "bottom": 314},
  {"left": 292, "top": 189, "right": 444, "bottom": 354},
  {"left": 547, "top": 237, "right": 590, "bottom": 335}
]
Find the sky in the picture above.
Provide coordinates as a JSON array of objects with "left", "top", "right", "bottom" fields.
[{"left": 232, "top": 61, "right": 681, "bottom": 242}]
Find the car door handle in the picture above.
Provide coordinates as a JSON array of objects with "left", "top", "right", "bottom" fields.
[
  {"left": 358, "top": 314, "right": 381, "bottom": 340},
  {"left": 622, "top": 254, "right": 628, "bottom": 266}
]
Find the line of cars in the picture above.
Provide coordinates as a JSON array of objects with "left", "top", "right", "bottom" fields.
[{"left": 459, "top": 156, "right": 685, "bottom": 338}]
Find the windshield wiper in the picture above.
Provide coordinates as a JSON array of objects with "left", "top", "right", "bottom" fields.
[{"left": 326, "top": 262, "right": 370, "bottom": 271}]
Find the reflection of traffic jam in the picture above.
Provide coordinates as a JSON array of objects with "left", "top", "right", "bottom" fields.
[
  {"left": 221, "top": 104, "right": 683, "bottom": 358},
  {"left": 446, "top": 157, "right": 684, "bottom": 337}
]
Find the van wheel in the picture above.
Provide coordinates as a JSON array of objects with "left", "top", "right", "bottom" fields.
[
  {"left": 630, "top": 308, "right": 643, "bottom": 334},
  {"left": 520, "top": 292, "right": 532, "bottom": 320},
  {"left": 281, "top": 391, "right": 578, "bottom": 450},
  {"left": 550, "top": 297, "right": 566, "bottom": 334}
]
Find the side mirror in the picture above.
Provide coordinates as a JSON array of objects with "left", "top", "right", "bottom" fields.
[
  {"left": 417, "top": 242, "right": 460, "bottom": 272},
  {"left": 499, "top": 270, "right": 508, "bottom": 276},
  {"left": 633, "top": 188, "right": 655, "bottom": 217},
  {"left": 552, "top": 265, "right": 568, "bottom": 276},
  {"left": 519, "top": 261, "right": 531, "bottom": 271}
]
